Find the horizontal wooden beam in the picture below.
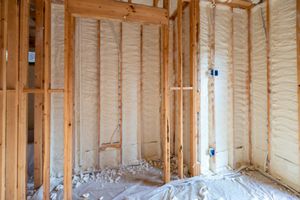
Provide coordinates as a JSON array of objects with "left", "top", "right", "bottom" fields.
[
  {"left": 23, "top": 88, "right": 64, "bottom": 93},
  {"left": 193, "top": 0, "right": 252, "bottom": 9},
  {"left": 99, "top": 143, "right": 121, "bottom": 151},
  {"left": 67, "top": 0, "right": 168, "bottom": 25},
  {"left": 170, "top": 86, "right": 193, "bottom": 91}
]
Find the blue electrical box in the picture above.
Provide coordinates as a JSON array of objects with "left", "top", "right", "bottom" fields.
[
  {"left": 210, "top": 69, "right": 219, "bottom": 77},
  {"left": 209, "top": 147, "right": 215, "bottom": 157}
]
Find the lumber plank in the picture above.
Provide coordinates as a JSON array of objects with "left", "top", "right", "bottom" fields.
[
  {"left": 67, "top": 0, "right": 168, "bottom": 25},
  {"left": 34, "top": 0, "right": 44, "bottom": 189},
  {"left": 189, "top": 0, "right": 200, "bottom": 176},
  {"left": 208, "top": 1, "right": 216, "bottom": 172},
  {"left": 42, "top": 0, "right": 51, "bottom": 198},
  {"left": 162, "top": 0, "right": 170, "bottom": 183},
  {"left": 63, "top": 7, "right": 75, "bottom": 200},
  {"left": 6, "top": 0, "right": 19, "bottom": 198},
  {"left": 23, "top": 88, "right": 64, "bottom": 93},
  {"left": 230, "top": 7, "right": 235, "bottom": 169},
  {"left": 0, "top": 0, "right": 7, "bottom": 198},
  {"left": 297, "top": 0, "right": 300, "bottom": 184},
  {"left": 119, "top": 23, "right": 123, "bottom": 164},
  {"left": 97, "top": 20, "right": 101, "bottom": 169},
  {"left": 266, "top": 0, "right": 271, "bottom": 173},
  {"left": 247, "top": 9, "right": 252, "bottom": 164},
  {"left": 177, "top": 0, "right": 183, "bottom": 179},
  {"left": 18, "top": 0, "right": 29, "bottom": 198}
]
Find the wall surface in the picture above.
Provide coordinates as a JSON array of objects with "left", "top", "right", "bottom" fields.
[
  {"left": 198, "top": 2, "right": 249, "bottom": 173},
  {"left": 50, "top": 3, "right": 65, "bottom": 177},
  {"left": 251, "top": 0, "right": 300, "bottom": 191},
  {"left": 50, "top": 1, "right": 300, "bottom": 192},
  {"left": 251, "top": 3, "right": 268, "bottom": 170},
  {"left": 269, "top": 0, "right": 300, "bottom": 191},
  {"left": 51, "top": 1, "right": 161, "bottom": 176}
]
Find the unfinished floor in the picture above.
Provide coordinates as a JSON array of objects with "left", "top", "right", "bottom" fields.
[{"left": 28, "top": 161, "right": 300, "bottom": 200}]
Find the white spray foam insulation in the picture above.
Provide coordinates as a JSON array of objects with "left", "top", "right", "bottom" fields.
[
  {"left": 199, "top": 1, "right": 210, "bottom": 173},
  {"left": 214, "top": 5, "right": 231, "bottom": 170},
  {"left": 182, "top": 6, "right": 191, "bottom": 166},
  {"left": 269, "top": 0, "right": 300, "bottom": 190},
  {"left": 251, "top": 3, "right": 268, "bottom": 170},
  {"left": 50, "top": 3, "right": 65, "bottom": 177},
  {"left": 232, "top": 8, "right": 249, "bottom": 166},
  {"left": 122, "top": 22, "right": 141, "bottom": 165},
  {"left": 99, "top": 20, "right": 121, "bottom": 168},
  {"left": 74, "top": 18, "right": 99, "bottom": 171},
  {"left": 141, "top": 25, "right": 161, "bottom": 159}
]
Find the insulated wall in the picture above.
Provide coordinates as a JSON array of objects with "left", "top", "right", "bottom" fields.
[
  {"left": 199, "top": 1, "right": 210, "bottom": 173},
  {"left": 214, "top": 5, "right": 231, "bottom": 171},
  {"left": 232, "top": 8, "right": 249, "bottom": 167},
  {"left": 269, "top": 0, "right": 300, "bottom": 191},
  {"left": 74, "top": 18, "right": 99, "bottom": 172},
  {"left": 51, "top": 1, "right": 161, "bottom": 176},
  {"left": 50, "top": 3, "right": 64, "bottom": 177},
  {"left": 251, "top": 0, "right": 300, "bottom": 191},
  {"left": 198, "top": 2, "right": 249, "bottom": 173},
  {"left": 251, "top": 3, "right": 268, "bottom": 170}
]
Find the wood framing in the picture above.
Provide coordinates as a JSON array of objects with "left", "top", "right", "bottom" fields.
[
  {"left": 42, "top": 0, "right": 51, "bottom": 198},
  {"left": 177, "top": 0, "right": 183, "bottom": 179},
  {"left": 67, "top": 0, "right": 168, "bottom": 25},
  {"left": 64, "top": 0, "right": 170, "bottom": 196},
  {"left": 18, "top": 0, "right": 29, "bottom": 198},
  {"left": 119, "top": 23, "right": 123, "bottom": 164},
  {"left": 97, "top": 20, "right": 101, "bottom": 169},
  {"left": 63, "top": 7, "right": 75, "bottom": 200},
  {"left": 208, "top": 1, "right": 216, "bottom": 172},
  {"left": 266, "top": 0, "right": 271, "bottom": 172},
  {"left": 34, "top": 0, "right": 44, "bottom": 188},
  {"left": 0, "top": 0, "right": 7, "bottom": 198},
  {"left": 6, "top": 0, "right": 19, "bottom": 198},
  {"left": 189, "top": 0, "right": 200, "bottom": 176},
  {"left": 247, "top": 8, "right": 252, "bottom": 164},
  {"left": 170, "top": 2, "right": 189, "bottom": 20},
  {"left": 215, "top": 0, "right": 252, "bottom": 9},
  {"left": 162, "top": 0, "right": 170, "bottom": 183},
  {"left": 230, "top": 7, "right": 235, "bottom": 169},
  {"left": 297, "top": 0, "right": 300, "bottom": 184}
]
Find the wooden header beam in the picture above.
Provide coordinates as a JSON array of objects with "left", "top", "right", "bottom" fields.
[{"left": 67, "top": 0, "right": 168, "bottom": 25}]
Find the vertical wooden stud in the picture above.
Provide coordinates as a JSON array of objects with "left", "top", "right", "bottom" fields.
[
  {"left": 119, "top": 22, "right": 123, "bottom": 164},
  {"left": 266, "top": 0, "right": 271, "bottom": 172},
  {"left": 208, "top": 1, "right": 216, "bottom": 172},
  {"left": 64, "top": 3, "right": 75, "bottom": 199},
  {"left": 230, "top": 7, "right": 235, "bottom": 169},
  {"left": 6, "top": 0, "right": 19, "bottom": 198},
  {"left": 34, "top": 0, "right": 44, "bottom": 188},
  {"left": 18, "top": 0, "right": 29, "bottom": 198},
  {"left": 42, "top": 0, "right": 51, "bottom": 199},
  {"left": 139, "top": 24, "right": 143, "bottom": 160},
  {"left": 0, "top": 0, "right": 7, "bottom": 198},
  {"left": 189, "top": 0, "right": 200, "bottom": 176},
  {"left": 162, "top": 0, "right": 170, "bottom": 183},
  {"left": 177, "top": 0, "right": 183, "bottom": 179},
  {"left": 247, "top": 8, "right": 252, "bottom": 165},
  {"left": 97, "top": 20, "right": 101, "bottom": 169},
  {"left": 296, "top": 0, "right": 300, "bottom": 184}
]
